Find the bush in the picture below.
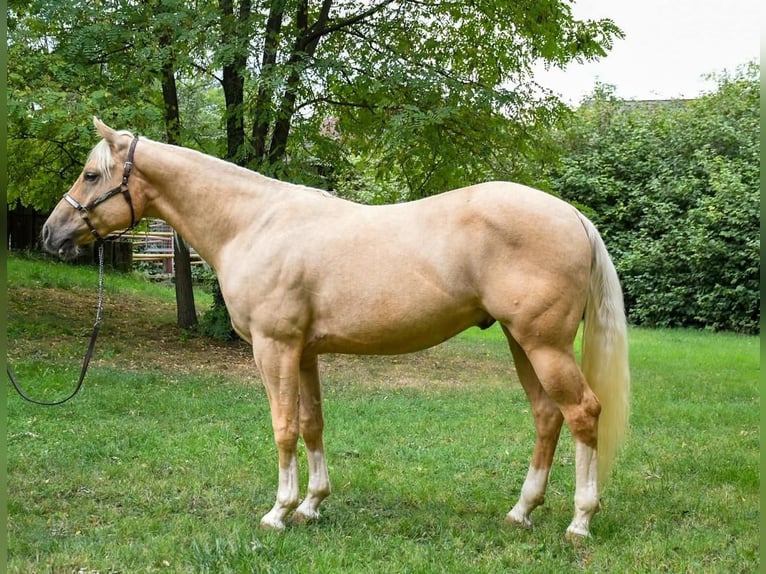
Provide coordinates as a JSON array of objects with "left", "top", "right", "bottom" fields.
[
  {"left": 198, "top": 277, "right": 238, "bottom": 341},
  {"left": 550, "top": 63, "right": 759, "bottom": 333}
]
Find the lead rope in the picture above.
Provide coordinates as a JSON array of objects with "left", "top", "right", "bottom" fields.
[{"left": 7, "top": 243, "right": 106, "bottom": 406}]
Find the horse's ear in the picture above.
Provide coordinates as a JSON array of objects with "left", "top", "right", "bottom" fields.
[{"left": 93, "top": 117, "right": 117, "bottom": 143}]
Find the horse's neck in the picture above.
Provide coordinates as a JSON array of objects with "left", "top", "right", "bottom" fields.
[{"left": 139, "top": 141, "right": 282, "bottom": 269}]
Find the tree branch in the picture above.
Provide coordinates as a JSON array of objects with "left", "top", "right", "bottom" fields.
[
  {"left": 300, "top": 96, "right": 375, "bottom": 111},
  {"left": 306, "top": 0, "right": 396, "bottom": 44},
  {"left": 83, "top": 42, "right": 136, "bottom": 66},
  {"left": 192, "top": 61, "right": 222, "bottom": 84}
]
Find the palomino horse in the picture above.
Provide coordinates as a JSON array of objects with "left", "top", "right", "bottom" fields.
[{"left": 42, "top": 118, "right": 630, "bottom": 539}]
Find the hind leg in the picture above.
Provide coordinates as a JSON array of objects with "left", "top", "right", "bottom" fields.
[
  {"left": 504, "top": 332, "right": 564, "bottom": 529},
  {"left": 522, "top": 344, "right": 602, "bottom": 539}
]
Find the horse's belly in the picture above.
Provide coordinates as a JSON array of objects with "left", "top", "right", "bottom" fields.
[{"left": 306, "top": 307, "right": 492, "bottom": 356}]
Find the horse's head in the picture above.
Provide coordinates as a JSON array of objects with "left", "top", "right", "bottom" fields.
[{"left": 42, "top": 117, "right": 147, "bottom": 259}]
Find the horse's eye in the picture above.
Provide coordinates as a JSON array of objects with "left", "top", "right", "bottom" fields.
[{"left": 83, "top": 172, "right": 99, "bottom": 182}]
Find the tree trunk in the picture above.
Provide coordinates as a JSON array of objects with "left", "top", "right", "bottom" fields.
[
  {"left": 219, "top": 0, "right": 252, "bottom": 165},
  {"left": 267, "top": 0, "right": 333, "bottom": 165},
  {"left": 172, "top": 231, "right": 198, "bottom": 329},
  {"left": 160, "top": 31, "right": 198, "bottom": 330},
  {"left": 251, "top": 0, "right": 287, "bottom": 163}
]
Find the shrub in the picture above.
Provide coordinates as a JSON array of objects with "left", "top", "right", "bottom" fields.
[{"left": 550, "top": 63, "right": 759, "bottom": 333}]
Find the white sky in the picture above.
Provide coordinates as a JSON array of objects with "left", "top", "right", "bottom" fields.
[{"left": 533, "top": 0, "right": 762, "bottom": 104}]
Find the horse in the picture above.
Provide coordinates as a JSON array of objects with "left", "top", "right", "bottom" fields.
[{"left": 41, "top": 117, "right": 630, "bottom": 539}]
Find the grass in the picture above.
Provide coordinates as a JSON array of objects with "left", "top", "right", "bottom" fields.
[{"left": 6, "top": 254, "right": 760, "bottom": 573}]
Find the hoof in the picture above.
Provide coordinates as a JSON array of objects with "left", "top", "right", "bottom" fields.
[
  {"left": 504, "top": 512, "right": 533, "bottom": 530},
  {"left": 259, "top": 514, "right": 287, "bottom": 531},
  {"left": 565, "top": 527, "right": 590, "bottom": 544},
  {"left": 291, "top": 509, "right": 320, "bottom": 525}
]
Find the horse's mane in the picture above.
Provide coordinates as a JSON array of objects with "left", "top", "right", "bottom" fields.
[{"left": 87, "top": 130, "right": 134, "bottom": 180}]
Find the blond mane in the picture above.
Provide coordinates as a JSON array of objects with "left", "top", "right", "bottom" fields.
[{"left": 87, "top": 130, "right": 135, "bottom": 180}]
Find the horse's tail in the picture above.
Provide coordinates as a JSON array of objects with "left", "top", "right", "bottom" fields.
[{"left": 577, "top": 212, "right": 631, "bottom": 487}]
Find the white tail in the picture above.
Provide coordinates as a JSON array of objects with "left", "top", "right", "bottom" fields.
[{"left": 577, "top": 212, "right": 631, "bottom": 487}]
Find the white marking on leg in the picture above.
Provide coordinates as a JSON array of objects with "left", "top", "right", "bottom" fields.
[
  {"left": 294, "top": 448, "right": 331, "bottom": 521},
  {"left": 260, "top": 453, "right": 300, "bottom": 529},
  {"left": 506, "top": 466, "right": 550, "bottom": 529},
  {"left": 566, "top": 441, "right": 600, "bottom": 539}
]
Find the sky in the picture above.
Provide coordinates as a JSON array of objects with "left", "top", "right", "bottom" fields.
[{"left": 532, "top": 0, "right": 762, "bottom": 104}]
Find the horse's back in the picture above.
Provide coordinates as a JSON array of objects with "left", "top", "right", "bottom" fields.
[
  {"left": 399, "top": 181, "right": 592, "bottom": 284},
  {"left": 372, "top": 181, "right": 587, "bottom": 253}
]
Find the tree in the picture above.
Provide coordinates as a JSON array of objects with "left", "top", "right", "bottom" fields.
[
  {"left": 8, "top": 0, "right": 206, "bottom": 328},
  {"left": 550, "top": 63, "right": 760, "bottom": 333},
  {"left": 201, "top": 0, "right": 623, "bottom": 338},
  {"left": 209, "top": 0, "right": 623, "bottom": 193},
  {"left": 8, "top": 2, "right": 153, "bottom": 209}
]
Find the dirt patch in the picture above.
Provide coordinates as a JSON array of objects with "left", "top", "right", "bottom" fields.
[{"left": 8, "top": 285, "right": 256, "bottom": 380}]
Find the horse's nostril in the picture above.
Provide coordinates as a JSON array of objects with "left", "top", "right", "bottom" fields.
[{"left": 41, "top": 224, "right": 51, "bottom": 244}]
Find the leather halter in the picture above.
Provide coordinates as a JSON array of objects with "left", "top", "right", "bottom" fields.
[{"left": 64, "top": 136, "right": 139, "bottom": 242}]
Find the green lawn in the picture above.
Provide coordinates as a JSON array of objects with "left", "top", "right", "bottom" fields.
[{"left": 6, "top": 255, "right": 760, "bottom": 573}]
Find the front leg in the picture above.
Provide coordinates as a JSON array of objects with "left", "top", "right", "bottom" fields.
[
  {"left": 260, "top": 450, "right": 300, "bottom": 529},
  {"left": 253, "top": 338, "right": 302, "bottom": 530}
]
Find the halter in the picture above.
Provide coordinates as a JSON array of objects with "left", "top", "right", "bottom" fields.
[{"left": 64, "top": 136, "right": 139, "bottom": 242}]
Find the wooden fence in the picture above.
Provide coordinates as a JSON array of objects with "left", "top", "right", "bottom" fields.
[{"left": 122, "top": 220, "right": 204, "bottom": 274}]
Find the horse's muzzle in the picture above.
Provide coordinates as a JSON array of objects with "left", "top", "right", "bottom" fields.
[{"left": 41, "top": 223, "right": 80, "bottom": 260}]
